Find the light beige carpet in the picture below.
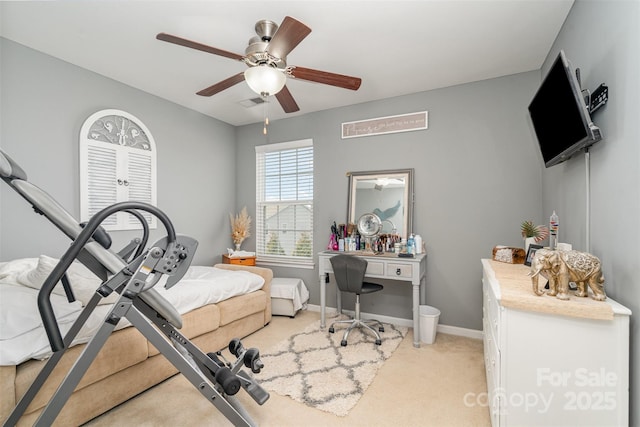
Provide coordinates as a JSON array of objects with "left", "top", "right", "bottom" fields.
[
  {"left": 259, "top": 318, "right": 407, "bottom": 416},
  {"left": 86, "top": 310, "right": 490, "bottom": 426}
]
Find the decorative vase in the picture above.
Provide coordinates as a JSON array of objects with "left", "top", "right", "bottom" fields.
[
  {"left": 524, "top": 237, "right": 536, "bottom": 253},
  {"left": 235, "top": 242, "right": 242, "bottom": 252}
]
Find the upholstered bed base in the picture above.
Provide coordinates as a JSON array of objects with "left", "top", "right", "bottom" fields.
[{"left": 0, "top": 264, "right": 272, "bottom": 426}]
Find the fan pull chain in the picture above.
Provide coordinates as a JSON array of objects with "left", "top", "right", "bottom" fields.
[{"left": 262, "top": 93, "right": 269, "bottom": 135}]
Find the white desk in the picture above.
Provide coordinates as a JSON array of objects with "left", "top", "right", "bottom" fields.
[{"left": 318, "top": 251, "right": 427, "bottom": 347}]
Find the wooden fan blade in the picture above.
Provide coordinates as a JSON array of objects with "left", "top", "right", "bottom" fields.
[
  {"left": 266, "top": 16, "right": 311, "bottom": 60},
  {"left": 275, "top": 86, "right": 300, "bottom": 113},
  {"left": 156, "top": 33, "right": 244, "bottom": 61},
  {"left": 196, "top": 73, "right": 245, "bottom": 97},
  {"left": 289, "top": 66, "right": 362, "bottom": 91}
]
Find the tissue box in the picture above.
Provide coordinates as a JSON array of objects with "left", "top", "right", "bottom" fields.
[{"left": 492, "top": 246, "right": 526, "bottom": 264}]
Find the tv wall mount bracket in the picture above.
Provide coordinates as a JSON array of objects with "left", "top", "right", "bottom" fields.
[
  {"left": 587, "top": 83, "right": 608, "bottom": 115},
  {"left": 576, "top": 68, "right": 608, "bottom": 115}
]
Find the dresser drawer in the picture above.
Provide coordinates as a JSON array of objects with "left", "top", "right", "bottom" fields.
[
  {"left": 222, "top": 254, "right": 256, "bottom": 266},
  {"left": 483, "top": 278, "right": 501, "bottom": 347},
  {"left": 483, "top": 317, "right": 500, "bottom": 383},
  {"left": 483, "top": 315, "right": 501, "bottom": 425},
  {"left": 386, "top": 262, "right": 412, "bottom": 278}
]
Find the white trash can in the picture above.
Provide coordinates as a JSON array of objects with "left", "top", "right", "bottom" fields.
[{"left": 419, "top": 305, "right": 440, "bottom": 344}]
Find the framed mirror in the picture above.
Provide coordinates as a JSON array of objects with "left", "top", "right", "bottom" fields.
[{"left": 347, "top": 169, "right": 414, "bottom": 240}]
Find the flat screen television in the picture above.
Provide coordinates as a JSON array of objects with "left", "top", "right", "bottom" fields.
[{"left": 528, "top": 50, "right": 602, "bottom": 168}]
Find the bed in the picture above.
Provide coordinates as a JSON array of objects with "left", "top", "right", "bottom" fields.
[{"left": 0, "top": 255, "right": 273, "bottom": 426}]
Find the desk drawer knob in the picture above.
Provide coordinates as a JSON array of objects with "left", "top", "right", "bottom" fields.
[{"left": 396, "top": 268, "right": 401, "bottom": 275}]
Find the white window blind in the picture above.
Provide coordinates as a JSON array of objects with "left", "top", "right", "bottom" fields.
[{"left": 256, "top": 139, "right": 313, "bottom": 267}]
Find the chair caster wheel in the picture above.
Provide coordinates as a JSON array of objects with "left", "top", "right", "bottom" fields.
[
  {"left": 375, "top": 339, "right": 382, "bottom": 345},
  {"left": 379, "top": 326, "right": 385, "bottom": 332},
  {"left": 329, "top": 327, "right": 335, "bottom": 333},
  {"left": 341, "top": 340, "right": 348, "bottom": 346}
]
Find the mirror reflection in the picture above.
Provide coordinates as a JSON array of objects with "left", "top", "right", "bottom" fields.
[{"left": 347, "top": 169, "right": 414, "bottom": 240}]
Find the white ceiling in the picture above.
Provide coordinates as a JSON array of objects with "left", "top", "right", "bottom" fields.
[{"left": 0, "top": 1, "right": 573, "bottom": 126}]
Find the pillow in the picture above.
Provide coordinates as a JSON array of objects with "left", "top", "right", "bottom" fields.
[
  {"left": 17, "top": 255, "right": 119, "bottom": 306},
  {"left": 0, "top": 258, "right": 38, "bottom": 281}
]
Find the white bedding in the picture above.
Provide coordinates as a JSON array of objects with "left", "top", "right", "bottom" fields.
[
  {"left": 270, "top": 278, "right": 310, "bottom": 312},
  {"left": 0, "top": 258, "right": 265, "bottom": 365}
]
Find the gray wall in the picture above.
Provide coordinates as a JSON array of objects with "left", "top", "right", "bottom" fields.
[
  {"left": 540, "top": 1, "right": 639, "bottom": 424},
  {"left": 236, "top": 70, "right": 544, "bottom": 330},
  {"left": 2, "top": 2, "right": 637, "bottom": 421},
  {"left": 0, "top": 38, "right": 237, "bottom": 265}
]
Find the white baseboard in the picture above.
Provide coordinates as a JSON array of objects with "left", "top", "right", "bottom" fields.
[
  {"left": 305, "top": 304, "right": 483, "bottom": 340},
  {"left": 436, "top": 324, "right": 483, "bottom": 340}
]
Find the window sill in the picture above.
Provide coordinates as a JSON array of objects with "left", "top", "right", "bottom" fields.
[{"left": 256, "top": 258, "right": 315, "bottom": 270}]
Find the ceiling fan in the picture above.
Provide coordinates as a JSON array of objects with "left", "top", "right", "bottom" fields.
[{"left": 156, "top": 16, "right": 362, "bottom": 114}]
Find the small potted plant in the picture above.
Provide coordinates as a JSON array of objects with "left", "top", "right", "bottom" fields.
[
  {"left": 521, "top": 220, "right": 549, "bottom": 252},
  {"left": 230, "top": 207, "right": 251, "bottom": 251}
]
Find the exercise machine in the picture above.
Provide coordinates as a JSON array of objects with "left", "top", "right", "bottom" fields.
[{"left": 0, "top": 149, "right": 269, "bottom": 426}]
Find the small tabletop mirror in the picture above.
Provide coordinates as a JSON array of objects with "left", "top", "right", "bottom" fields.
[{"left": 347, "top": 169, "right": 414, "bottom": 240}]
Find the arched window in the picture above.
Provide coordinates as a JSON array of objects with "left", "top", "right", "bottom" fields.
[{"left": 79, "top": 109, "right": 157, "bottom": 230}]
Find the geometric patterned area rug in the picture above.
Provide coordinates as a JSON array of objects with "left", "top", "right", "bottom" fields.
[{"left": 259, "top": 317, "right": 408, "bottom": 416}]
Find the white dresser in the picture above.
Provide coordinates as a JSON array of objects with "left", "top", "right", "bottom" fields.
[{"left": 481, "top": 259, "right": 630, "bottom": 427}]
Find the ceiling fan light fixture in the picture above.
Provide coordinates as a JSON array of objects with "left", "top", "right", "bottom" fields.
[{"left": 244, "top": 65, "right": 286, "bottom": 97}]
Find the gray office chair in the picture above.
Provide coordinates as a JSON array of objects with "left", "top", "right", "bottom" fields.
[{"left": 329, "top": 254, "right": 385, "bottom": 346}]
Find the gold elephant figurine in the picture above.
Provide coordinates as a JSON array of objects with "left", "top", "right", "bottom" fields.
[{"left": 529, "top": 249, "right": 606, "bottom": 301}]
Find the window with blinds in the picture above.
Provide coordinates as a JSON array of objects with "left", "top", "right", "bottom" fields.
[{"left": 255, "top": 139, "right": 313, "bottom": 267}]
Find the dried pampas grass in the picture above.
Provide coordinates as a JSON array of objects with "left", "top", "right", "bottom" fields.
[{"left": 230, "top": 207, "right": 251, "bottom": 247}]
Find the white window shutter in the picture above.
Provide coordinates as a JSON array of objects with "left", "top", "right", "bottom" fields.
[
  {"left": 84, "top": 142, "right": 118, "bottom": 227},
  {"left": 80, "top": 109, "right": 157, "bottom": 231},
  {"left": 125, "top": 148, "right": 156, "bottom": 228}
]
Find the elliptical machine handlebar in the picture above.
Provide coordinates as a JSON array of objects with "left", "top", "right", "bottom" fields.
[{"left": 37, "top": 201, "right": 177, "bottom": 352}]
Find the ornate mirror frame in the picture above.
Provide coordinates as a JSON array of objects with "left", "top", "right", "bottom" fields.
[{"left": 347, "top": 169, "right": 414, "bottom": 240}]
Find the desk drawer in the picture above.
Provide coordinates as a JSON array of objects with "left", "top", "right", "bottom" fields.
[
  {"left": 386, "top": 262, "right": 413, "bottom": 279},
  {"left": 365, "top": 261, "right": 384, "bottom": 276},
  {"left": 324, "top": 258, "right": 384, "bottom": 276},
  {"left": 323, "top": 257, "right": 333, "bottom": 272},
  {"left": 322, "top": 257, "right": 384, "bottom": 275}
]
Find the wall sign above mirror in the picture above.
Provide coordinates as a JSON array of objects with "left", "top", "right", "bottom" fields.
[
  {"left": 347, "top": 169, "right": 414, "bottom": 240},
  {"left": 341, "top": 111, "right": 428, "bottom": 139}
]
